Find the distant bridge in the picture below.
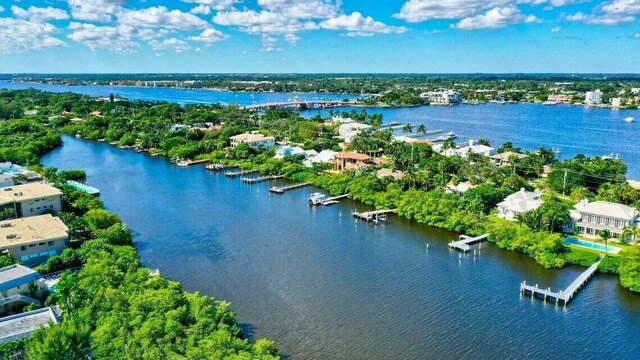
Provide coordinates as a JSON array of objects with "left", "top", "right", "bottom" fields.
[{"left": 242, "top": 100, "right": 352, "bottom": 111}]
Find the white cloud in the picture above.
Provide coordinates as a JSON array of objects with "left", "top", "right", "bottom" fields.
[
  {"left": 565, "top": 11, "right": 635, "bottom": 24},
  {"left": 395, "top": 0, "right": 513, "bottom": 22},
  {"left": 634, "top": 33, "right": 640, "bottom": 37},
  {"left": 190, "top": 5, "right": 212, "bottom": 15},
  {"left": 257, "top": 0, "right": 340, "bottom": 19},
  {"left": 67, "top": 0, "right": 126, "bottom": 22},
  {"left": 319, "top": 12, "right": 408, "bottom": 36},
  {"left": 551, "top": 26, "right": 561, "bottom": 31},
  {"left": 214, "top": 9, "right": 313, "bottom": 34},
  {"left": 119, "top": 6, "right": 209, "bottom": 30},
  {"left": 0, "top": 6, "right": 5, "bottom": 13},
  {"left": 181, "top": 0, "right": 239, "bottom": 11},
  {"left": 261, "top": 34, "right": 278, "bottom": 51},
  {"left": 188, "top": 28, "right": 229, "bottom": 43},
  {"left": 601, "top": 0, "right": 640, "bottom": 15},
  {"left": 149, "top": 38, "right": 191, "bottom": 52},
  {"left": 11, "top": 6, "right": 69, "bottom": 23},
  {"left": 67, "top": 22, "right": 139, "bottom": 53},
  {"left": 0, "top": 17, "right": 67, "bottom": 54},
  {"left": 453, "top": 6, "right": 540, "bottom": 29}
]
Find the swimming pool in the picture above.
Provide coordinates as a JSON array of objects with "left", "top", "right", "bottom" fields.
[{"left": 564, "top": 237, "right": 622, "bottom": 254}]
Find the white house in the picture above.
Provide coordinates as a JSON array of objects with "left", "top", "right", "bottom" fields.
[
  {"left": 275, "top": 146, "right": 317, "bottom": 159},
  {"left": 566, "top": 200, "right": 638, "bottom": 239},
  {"left": 434, "top": 140, "right": 494, "bottom": 158},
  {"left": 303, "top": 150, "right": 337, "bottom": 167},
  {"left": 585, "top": 90, "right": 602, "bottom": 106},
  {"left": 338, "top": 123, "right": 371, "bottom": 143},
  {"left": 420, "top": 90, "right": 461, "bottom": 104},
  {"left": 229, "top": 132, "right": 276, "bottom": 150},
  {"left": 445, "top": 181, "right": 477, "bottom": 196},
  {"left": 496, "top": 188, "right": 543, "bottom": 221}
]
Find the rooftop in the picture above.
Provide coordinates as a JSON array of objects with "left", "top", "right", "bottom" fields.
[
  {"left": 490, "top": 151, "right": 528, "bottom": 161},
  {"left": 335, "top": 152, "right": 371, "bottom": 161},
  {"left": 0, "top": 183, "right": 62, "bottom": 203},
  {"left": 0, "top": 264, "right": 41, "bottom": 292},
  {"left": 498, "top": 188, "right": 543, "bottom": 213},
  {"left": 0, "top": 307, "right": 59, "bottom": 344},
  {"left": 230, "top": 133, "right": 276, "bottom": 142},
  {"left": 0, "top": 214, "right": 69, "bottom": 248},
  {"left": 575, "top": 200, "right": 638, "bottom": 221}
]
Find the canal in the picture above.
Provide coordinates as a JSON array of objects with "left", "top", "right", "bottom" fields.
[{"left": 42, "top": 136, "right": 640, "bottom": 359}]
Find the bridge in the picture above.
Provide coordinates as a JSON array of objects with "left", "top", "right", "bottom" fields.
[{"left": 242, "top": 100, "right": 353, "bottom": 111}]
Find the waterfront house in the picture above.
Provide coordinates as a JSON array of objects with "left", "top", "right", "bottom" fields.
[
  {"left": 547, "top": 94, "right": 573, "bottom": 103},
  {"left": 609, "top": 97, "right": 626, "bottom": 108},
  {"left": 490, "top": 151, "right": 528, "bottom": 166},
  {"left": 229, "top": 132, "right": 276, "bottom": 150},
  {"left": 566, "top": 200, "right": 638, "bottom": 239},
  {"left": 338, "top": 123, "right": 371, "bottom": 143},
  {"left": 0, "top": 183, "right": 63, "bottom": 218},
  {"left": 585, "top": 90, "right": 602, "bottom": 105},
  {"left": 0, "top": 214, "right": 69, "bottom": 265},
  {"left": 496, "top": 188, "right": 543, "bottom": 221},
  {"left": 420, "top": 90, "right": 461, "bottom": 104},
  {"left": 304, "top": 150, "right": 337, "bottom": 167},
  {"left": 0, "top": 264, "right": 42, "bottom": 314},
  {"left": 334, "top": 152, "right": 371, "bottom": 172},
  {"left": 0, "top": 307, "right": 59, "bottom": 344},
  {"left": 434, "top": 140, "right": 494, "bottom": 158}
]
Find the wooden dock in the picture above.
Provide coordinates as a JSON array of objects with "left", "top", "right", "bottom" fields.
[
  {"left": 520, "top": 256, "right": 603, "bottom": 306},
  {"left": 177, "top": 159, "right": 209, "bottom": 167},
  {"left": 269, "top": 182, "right": 312, "bottom": 194},
  {"left": 320, "top": 194, "right": 350, "bottom": 206},
  {"left": 225, "top": 169, "right": 260, "bottom": 177},
  {"left": 352, "top": 209, "right": 396, "bottom": 223},
  {"left": 240, "top": 175, "right": 284, "bottom": 183},
  {"left": 448, "top": 234, "right": 489, "bottom": 253}
]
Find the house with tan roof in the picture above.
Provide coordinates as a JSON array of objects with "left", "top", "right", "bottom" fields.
[
  {"left": 0, "top": 183, "right": 63, "bottom": 218},
  {"left": 490, "top": 151, "right": 528, "bottom": 166},
  {"left": 230, "top": 132, "right": 276, "bottom": 150},
  {"left": 0, "top": 214, "right": 69, "bottom": 264},
  {"left": 334, "top": 152, "right": 371, "bottom": 172}
]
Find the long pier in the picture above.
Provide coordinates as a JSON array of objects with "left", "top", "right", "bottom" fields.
[
  {"left": 225, "top": 169, "right": 260, "bottom": 177},
  {"left": 352, "top": 209, "right": 396, "bottom": 223},
  {"left": 448, "top": 234, "right": 489, "bottom": 253},
  {"left": 520, "top": 256, "right": 603, "bottom": 306},
  {"left": 320, "top": 194, "right": 350, "bottom": 206},
  {"left": 177, "top": 159, "right": 209, "bottom": 167},
  {"left": 242, "top": 100, "right": 351, "bottom": 111},
  {"left": 240, "top": 175, "right": 283, "bottom": 183},
  {"left": 269, "top": 182, "right": 312, "bottom": 194}
]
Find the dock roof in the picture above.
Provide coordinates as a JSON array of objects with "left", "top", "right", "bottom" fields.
[
  {"left": 0, "top": 214, "right": 69, "bottom": 248},
  {"left": 0, "top": 264, "right": 41, "bottom": 292},
  {"left": 0, "top": 307, "right": 59, "bottom": 344}
]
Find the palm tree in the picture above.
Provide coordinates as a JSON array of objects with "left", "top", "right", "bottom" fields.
[
  {"left": 599, "top": 229, "right": 612, "bottom": 255},
  {"left": 442, "top": 139, "right": 456, "bottom": 151},
  {"left": 402, "top": 123, "right": 413, "bottom": 134},
  {"left": 622, "top": 226, "right": 640, "bottom": 244},
  {"left": 416, "top": 124, "right": 427, "bottom": 135}
]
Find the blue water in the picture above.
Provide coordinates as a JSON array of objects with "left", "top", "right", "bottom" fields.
[
  {"left": 565, "top": 237, "right": 622, "bottom": 254},
  {"left": 41, "top": 136, "right": 640, "bottom": 359}
]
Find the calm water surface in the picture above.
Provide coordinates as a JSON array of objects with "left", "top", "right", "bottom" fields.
[{"left": 42, "top": 136, "right": 640, "bottom": 359}]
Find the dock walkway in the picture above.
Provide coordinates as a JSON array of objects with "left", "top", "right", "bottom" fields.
[
  {"left": 241, "top": 175, "right": 284, "bottom": 183},
  {"left": 448, "top": 234, "right": 489, "bottom": 253},
  {"left": 320, "top": 194, "right": 350, "bottom": 206},
  {"left": 270, "top": 182, "right": 312, "bottom": 194},
  {"left": 520, "top": 256, "right": 603, "bottom": 305},
  {"left": 225, "top": 169, "right": 260, "bottom": 177},
  {"left": 177, "top": 159, "right": 209, "bottom": 167},
  {"left": 352, "top": 209, "right": 396, "bottom": 223}
]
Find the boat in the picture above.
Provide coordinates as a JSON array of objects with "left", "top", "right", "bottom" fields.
[
  {"left": 205, "top": 163, "right": 226, "bottom": 170},
  {"left": 308, "top": 192, "right": 327, "bottom": 206},
  {"left": 625, "top": 116, "right": 634, "bottom": 123},
  {"left": 75, "top": 132, "right": 81, "bottom": 138}
]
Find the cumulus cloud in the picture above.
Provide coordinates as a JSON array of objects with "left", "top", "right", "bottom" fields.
[
  {"left": 188, "top": 28, "right": 229, "bottom": 43},
  {"left": 257, "top": 0, "right": 341, "bottom": 19},
  {"left": 67, "top": 0, "right": 126, "bottom": 22},
  {"left": 119, "top": 6, "right": 209, "bottom": 30},
  {"left": 551, "top": 26, "right": 561, "bottom": 31},
  {"left": 11, "top": 6, "right": 69, "bottom": 23},
  {"left": 190, "top": 5, "right": 212, "bottom": 15},
  {"left": 261, "top": 34, "right": 278, "bottom": 51},
  {"left": 149, "top": 38, "right": 191, "bottom": 52},
  {"left": 394, "top": 0, "right": 514, "bottom": 22},
  {"left": 565, "top": 11, "right": 635, "bottom": 24},
  {"left": 453, "top": 6, "right": 540, "bottom": 30},
  {"left": 67, "top": 22, "right": 139, "bottom": 53},
  {"left": 0, "top": 17, "right": 67, "bottom": 54},
  {"left": 0, "top": 6, "right": 4, "bottom": 13},
  {"left": 214, "top": 9, "right": 315, "bottom": 34},
  {"left": 319, "top": 12, "right": 408, "bottom": 36},
  {"left": 181, "top": 0, "right": 239, "bottom": 11}
]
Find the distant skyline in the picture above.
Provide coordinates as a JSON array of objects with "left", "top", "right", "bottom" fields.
[{"left": 1, "top": 0, "right": 640, "bottom": 73}]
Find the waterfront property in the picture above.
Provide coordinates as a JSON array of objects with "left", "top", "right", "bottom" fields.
[
  {"left": 564, "top": 237, "right": 622, "bottom": 254},
  {"left": 567, "top": 200, "right": 638, "bottom": 239},
  {"left": 496, "top": 188, "right": 543, "bottom": 221},
  {"left": 445, "top": 181, "right": 476, "bottom": 195},
  {"left": 338, "top": 122, "right": 372, "bottom": 143},
  {"left": 420, "top": 90, "right": 461, "bottom": 104},
  {"left": 433, "top": 140, "right": 494, "bottom": 158},
  {"left": 303, "top": 150, "right": 337, "bottom": 167},
  {"left": 0, "top": 183, "right": 63, "bottom": 218},
  {"left": 229, "top": 132, "right": 276, "bottom": 150},
  {"left": 334, "top": 152, "right": 371, "bottom": 172},
  {"left": 275, "top": 146, "right": 317, "bottom": 159},
  {"left": 490, "top": 151, "right": 528, "bottom": 166},
  {"left": 585, "top": 90, "right": 602, "bottom": 106},
  {"left": 0, "top": 214, "right": 69, "bottom": 265},
  {"left": 0, "top": 307, "right": 59, "bottom": 344},
  {"left": 0, "top": 264, "right": 42, "bottom": 314}
]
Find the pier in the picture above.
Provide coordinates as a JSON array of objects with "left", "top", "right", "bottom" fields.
[
  {"left": 240, "top": 175, "right": 284, "bottom": 183},
  {"left": 225, "top": 169, "right": 260, "bottom": 177},
  {"left": 269, "top": 182, "right": 312, "bottom": 194},
  {"left": 520, "top": 256, "right": 603, "bottom": 305},
  {"left": 242, "top": 100, "right": 351, "bottom": 111},
  {"left": 448, "top": 234, "right": 489, "bottom": 253},
  {"left": 352, "top": 209, "right": 396, "bottom": 223},
  {"left": 177, "top": 159, "right": 209, "bottom": 167},
  {"left": 309, "top": 193, "right": 350, "bottom": 206}
]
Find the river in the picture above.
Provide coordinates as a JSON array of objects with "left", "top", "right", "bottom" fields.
[
  {"left": 4, "top": 80, "right": 639, "bottom": 177},
  {"left": 42, "top": 136, "right": 640, "bottom": 359}
]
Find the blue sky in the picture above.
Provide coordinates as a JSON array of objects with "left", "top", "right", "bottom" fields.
[{"left": 0, "top": 0, "right": 639, "bottom": 73}]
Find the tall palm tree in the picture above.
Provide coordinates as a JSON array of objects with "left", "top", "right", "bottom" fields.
[
  {"left": 416, "top": 124, "right": 427, "bottom": 135},
  {"left": 599, "top": 229, "right": 612, "bottom": 255},
  {"left": 622, "top": 226, "right": 640, "bottom": 244},
  {"left": 442, "top": 139, "right": 456, "bottom": 151},
  {"left": 402, "top": 123, "right": 413, "bottom": 134}
]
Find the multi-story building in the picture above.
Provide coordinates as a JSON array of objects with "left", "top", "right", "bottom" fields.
[
  {"left": 585, "top": 90, "right": 602, "bottom": 106},
  {"left": 420, "top": 90, "right": 461, "bottom": 105},
  {"left": 0, "top": 183, "right": 63, "bottom": 218},
  {"left": 229, "top": 132, "right": 276, "bottom": 150},
  {"left": 567, "top": 200, "right": 638, "bottom": 239},
  {"left": 609, "top": 97, "right": 626, "bottom": 108},
  {"left": 0, "top": 264, "right": 42, "bottom": 314},
  {"left": 547, "top": 94, "right": 573, "bottom": 103},
  {"left": 0, "top": 214, "right": 69, "bottom": 264}
]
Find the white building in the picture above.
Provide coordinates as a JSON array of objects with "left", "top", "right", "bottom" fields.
[
  {"left": 229, "top": 132, "right": 276, "bottom": 150},
  {"left": 420, "top": 90, "right": 461, "bottom": 104},
  {"left": 0, "top": 183, "right": 63, "bottom": 218},
  {"left": 338, "top": 123, "right": 371, "bottom": 143},
  {"left": 303, "top": 150, "right": 338, "bottom": 167},
  {"left": 0, "top": 307, "right": 59, "bottom": 344},
  {"left": 434, "top": 140, "right": 494, "bottom": 158},
  {"left": 0, "top": 264, "right": 42, "bottom": 314},
  {"left": 445, "top": 181, "right": 477, "bottom": 195},
  {"left": 567, "top": 200, "right": 638, "bottom": 239},
  {"left": 496, "top": 188, "right": 543, "bottom": 221},
  {"left": 585, "top": 90, "right": 602, "bottom": 106},
  {"left": 274, "top": 146, "right": 317, "bottom": 159},
  {"left": 609, "top": 97, "right": 625, "bottom": 108}
]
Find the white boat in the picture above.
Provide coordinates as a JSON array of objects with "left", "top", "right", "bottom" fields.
[
  {"left": 625, "top": 116, "right": 634, "bottom": 123},
  {"left": 308, "top": 192, "right": 327, "bottom": 206}
]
